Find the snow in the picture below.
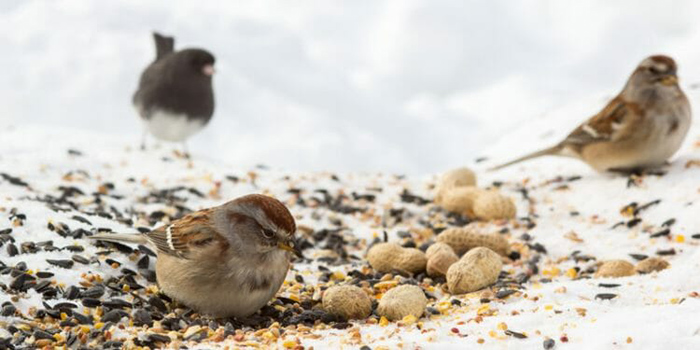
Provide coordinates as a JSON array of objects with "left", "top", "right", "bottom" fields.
[{"left": 2, "top": 1, "right": 700, "bottom": 349}]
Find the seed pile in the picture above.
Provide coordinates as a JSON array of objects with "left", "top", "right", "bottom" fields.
[{"left": 0, "top": 144, "right": 698, "bottom": 349}]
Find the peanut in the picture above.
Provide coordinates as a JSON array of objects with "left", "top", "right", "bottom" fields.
[
  {"left": 472, "top": 190, "right": 516, "bottom": 221},
  {"left": 635, "top": 257, "right": 670, "bottom": 274},
  {"left": 425, "top": 243, "right": 458, "bottom": 277},
  {"left": 438, "top": 187, "right": 482, "bottom": 217},
  {"left": 367, "top": 243, "right": 427, "bottom": 274},
  {"left": 434, "top": 167, "right": 477, "bottom": 204},
  {"left": 377, "top": 285, "right": 427, "bottom": 321},
  {"left": 322, "top": 285, "right": 372, "bottom": 320},
  {"left": 436, "top": 225, "right": 509, "bottom": 256},
  {"left": 595, "top": 260, "right": 635, "bottom": 278},
  {"left": 447, "top": 247, "right": 502, "bottom": 294}
]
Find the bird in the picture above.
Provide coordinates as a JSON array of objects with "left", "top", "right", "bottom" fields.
[
  {"left": 490, "top": 55, "right": 691, "bottom": 173},
  {"left": 133, "top": 32, "right": 216, "bottom": 156},
  {"left": 89, "top": 194, "right": 300, "bottom": 318}
]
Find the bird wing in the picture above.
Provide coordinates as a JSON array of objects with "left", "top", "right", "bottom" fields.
[
  {"left": 562, "top": 96, "right": 641, "bottom": 149},
  {"left": 145, "top": 208, "right": 220, "bottom": 258}
]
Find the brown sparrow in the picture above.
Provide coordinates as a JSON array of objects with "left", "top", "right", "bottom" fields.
[
  {"left": 490, "top": 55, "right": 691, "bottom": 172},
  {"left": 90, "top": 194, "right": 300, "bottom": 318}
]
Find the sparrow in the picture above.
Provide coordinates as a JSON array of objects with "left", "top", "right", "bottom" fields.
[
  {"left": 90, "top": 194, "right": 301, "bottom": 318},
  {"left": 133, "top": 32, "right": 216, "bottom": 154},
  {"left": 490, "top": 55, "right": 691, "bottom": 173}
]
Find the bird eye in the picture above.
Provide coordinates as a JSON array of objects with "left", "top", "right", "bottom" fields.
[
  {"left": 648, "top": 66, "right": 660, "bottom": 74},
  {"left": 261, "top": 229, "right": 275, "bottom": 239}
]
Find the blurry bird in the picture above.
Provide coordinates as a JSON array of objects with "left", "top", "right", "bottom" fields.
[
  {"left": 490, "top": 55, "right": 691, "bottom": 173},
  {"left": 133, "top": 32, "right": 215, "bottom": 156}
]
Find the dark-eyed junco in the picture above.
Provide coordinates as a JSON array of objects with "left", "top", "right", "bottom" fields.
[
  {"left": 133, "top": 32, "right": 216, "bottom": 155},
  {"left": 490, "top": 55, "right": 691, "bottom": 173},
  {"left": 90, "top": 194, "right": 301, "bottom": 318}
]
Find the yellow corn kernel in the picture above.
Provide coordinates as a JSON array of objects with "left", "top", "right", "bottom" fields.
[
  {"left": 497, "top": 322, "right": 507, "bottom": 331},
  {"left": 379, "top": 316, "right": 389, "bottom": 327},
  {"left": 401, "top": 315, "right": 417, "bottom": 325},
  {"left": 675, "top": 235, "right": 685, "bottom": 243},
  {"left": 331, "top": 271, "right": 345, "bottom": 280},
  {"left": 283, "top": 340, "right": 298, "bottom": 349},
  {"left": 566, "top": 268, "right": 577, "bottom": 279}
]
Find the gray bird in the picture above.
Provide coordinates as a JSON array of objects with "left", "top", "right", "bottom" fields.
[{"left": 133, "top": 32, "right": 216, "bottom": 155}]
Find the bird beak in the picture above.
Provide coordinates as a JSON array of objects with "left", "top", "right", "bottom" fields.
[
  {"left": 202, "top": 64, "right": 215, "bottom": 76},
  {"left": 660, "top": 75, "right": 678, "bottom": 86},
  {"left": 278, "top": 239, "right": 303, "bottom": 259}
]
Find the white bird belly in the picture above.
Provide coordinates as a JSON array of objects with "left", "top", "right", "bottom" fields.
[{"left": 143, "top": 110, "right": 206, "bottom": 142}]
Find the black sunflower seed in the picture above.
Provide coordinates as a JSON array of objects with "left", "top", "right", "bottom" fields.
[
  {"left": 62, "top": 244, "right": 85, "bottom": 252},
  {"left": 53, "top": 302, "right": 78, "bottom": 309},
  {"left": 33, "top": 280, "right": 51, "bottom": 292},
  {"left": 64, "top": 286, "right": 81, "bottom": 300},
  {"left": 595, "top": 293, "right": 617, "bottom": 300},
  {"left": 1, "top": 304, "right": 16, "bottom": 316},
  {"left": 133, "top": 309, "right": 153, "bottom": 326},
  {"left": 148, "top": 296, "right": 168, "bottom": 313},
  {"left": 71, "top": 215, "right": 92, "bottom": 225},
  {"left": 72, "top": 312, "right": 92, "bottom": 325},
  {"left": 137, "top": 255, "right": 150, "bottom": 269},
  {"left": 46, "top": 259, "right": 74, "bottom": 269},
  {"left": 505, "top": 330, "right": 527, "bottom": 339},
  {"left": 101, "top": 309, "right": 129, "bottom": 323},
  {"left": 7, "top": 243, "right": 18, "bottom": 257},
  {"left": 138, "top": 245, "right": 156, "bottom": 256},
  {"left": 598, "top": 283, "right": 621, "bottom": 288},
  {"left": 71, "top": 255, "right": 90, "bottom": 264},
  {"left": 81, "top": 298, "right": 101, "bottom": 308},
  {"left": 629, "top": 254, "right": 648, "bottom": 261},
  {"left": 650, "top": 229, "right": 670, "bottom": 238},
  {"left": 36, "top": 271, "right": 54, "bottom": 279},
  {"left": 103, "top": 341, "right": 123, "bottom": 349},
  {"left": 657, "top": 249, "right": 676, "bottom": 256},
  {"left": 147, "top": 333, "right": 171, "bottom": 343},
  {"left": 496, "top": 289, "right": 517, "bottom": 299},
  {"left": 10, "top": 274, "right": 35, "bottom": 291},
  {"left": 102, "top": 299, "right": 132, "bottom": 309},
  {"left": 33, "top": 330, "right": 54, "bottom": 340},
  {"left": 81, "top": 286, "right": 105, "bottom": 298}
]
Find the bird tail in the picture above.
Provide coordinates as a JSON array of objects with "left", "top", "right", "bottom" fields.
[
  {"left": 153, "top": 32, "right": 175, "bottom": 60},
  {"left": 488, "top": 145, "right": 563, "bottom": 171},
  {"left": 88, "top": 232, "right": 148, "bottom": 245}
]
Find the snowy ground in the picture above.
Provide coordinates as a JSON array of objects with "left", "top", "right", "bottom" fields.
[{"left": 0, "top": 108, "right": 699, "bottom": 349}]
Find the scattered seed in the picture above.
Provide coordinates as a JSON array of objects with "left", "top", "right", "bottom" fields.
[
  {"left": 46, "top": 259, "right": 74, "bottom": 269},
  {"left": 595, "top": 293, "right": 617, "bottom": 300},
  {"left": 505, "top": 330, "right": 527, "bottom": 339}
]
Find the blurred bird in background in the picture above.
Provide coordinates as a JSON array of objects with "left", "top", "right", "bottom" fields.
[{"left": 133, "top": 32, "right": 216, "bottom": 157}]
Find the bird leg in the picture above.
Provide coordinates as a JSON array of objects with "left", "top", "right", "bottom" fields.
[{"left": 140, "top": 129, "right": 148, "bottom": 151}]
